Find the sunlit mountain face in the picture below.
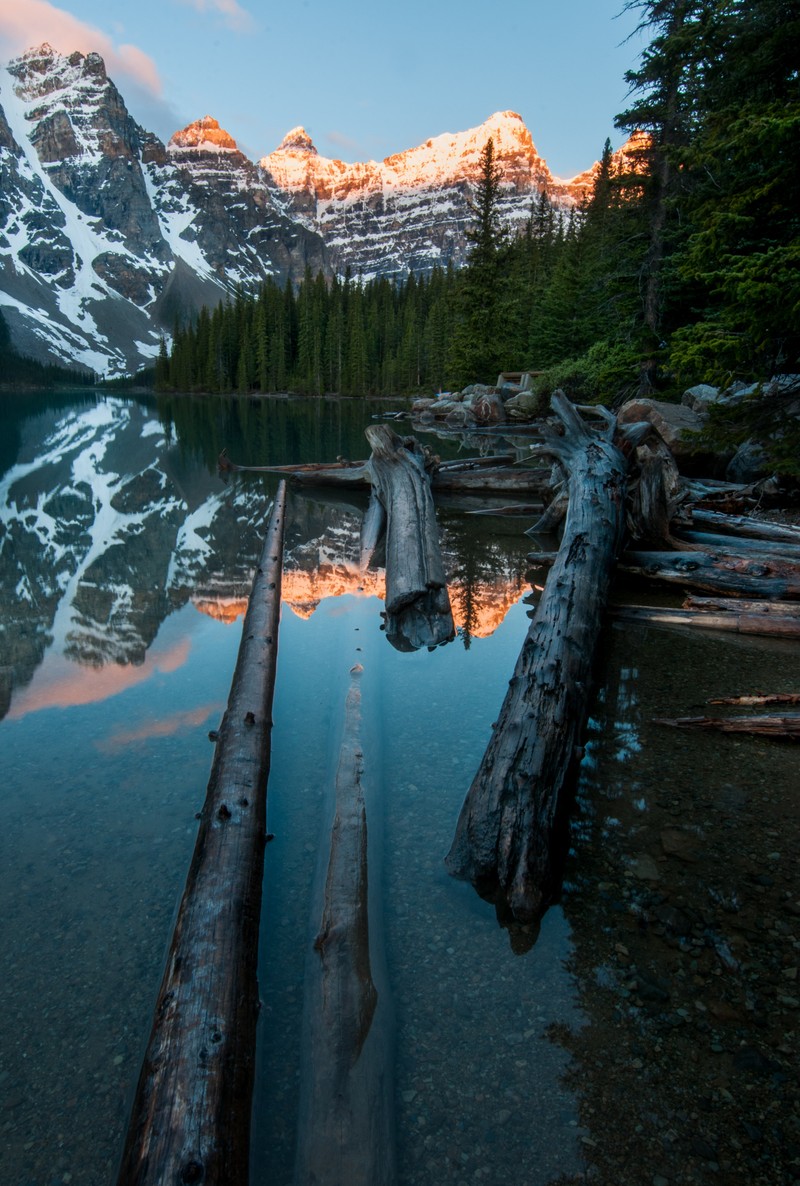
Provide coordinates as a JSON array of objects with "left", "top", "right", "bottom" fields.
[
  {"left": 0, "top": 395, "right": 532, "bottom": 720},
  {"left": 1, "top": 44, "right": 634, "bottom": 374}
]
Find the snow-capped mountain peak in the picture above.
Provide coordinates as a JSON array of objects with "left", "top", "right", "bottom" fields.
[
  {"left": 168, "top": 116, "right": 240, "bottom": 153},
  {"left": 274, "top": 126, "right": 319, "bottom": 155}
]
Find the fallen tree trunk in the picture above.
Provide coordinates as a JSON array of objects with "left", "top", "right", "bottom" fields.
[
  {"left": 618, "top": 549, "right": 800, "bottom": 599},
  {"left": 117, "top": 483, "right": 287, "bottom": 1186},
  {"left": 445, "top": 393, "right": 629, "bottom": 925},
  {"left": 294, "top": 663, "right": 395, "bottom": 1186},
  {"left": 220, "top": 451, "right": 551, "bottom": 496},
  {"left": 688, "top": 509, "right": 800, "bottom": 545},
  {"left": 673, "top": 528, "right": 800, "bottom": 561},
  {"left": 684, "top": 594, "right": 800, "bottom": 617},
  {"left": 365, "top": 424, "right": 454, "bottom": 651},
  {"left": 654, "top": 713, "right": 800, "bottom": 740},
  {"left": 708, "top": 692, "right": 800, "bottom": 707},
  {"left": 611, "top": 604, "right": 800, "bottom": 639}
]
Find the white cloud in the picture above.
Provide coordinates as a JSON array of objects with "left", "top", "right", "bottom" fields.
[
  {"left": 175, "top": 0, "right": 255, "bottom": 34},
  {"left": 0, "top": 0, "right": 163, "bottom": 94}
]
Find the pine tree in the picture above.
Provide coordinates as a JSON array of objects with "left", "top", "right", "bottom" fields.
[{"left": 449, "top": 137, "right": 507, "bottom": 385}]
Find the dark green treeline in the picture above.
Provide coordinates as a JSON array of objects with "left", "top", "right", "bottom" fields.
[
  {"left": 156, "top": 170, "right": 636, "bottom": 401},
  {"left": 159, "top": 0, "right": 799, "bottom": 402}
]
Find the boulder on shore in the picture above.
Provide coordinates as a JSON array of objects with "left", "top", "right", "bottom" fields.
[{"left": 617, "top": 398, "right": 704, "bottom": 458}]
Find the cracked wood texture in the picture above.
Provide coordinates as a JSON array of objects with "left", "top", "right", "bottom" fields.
[
  {"left": 294, "top": 663, "right": 395, "bottom": 1186},
  {"left": 117, "top": 482, "right": 287, "bottom": 1186},
  {"left": 445, "top": 394, "right": 628, "bottom": 925}
]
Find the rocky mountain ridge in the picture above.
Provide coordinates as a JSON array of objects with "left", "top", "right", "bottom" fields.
[{"left": 1, "top": 43, "right": 623, "bottom": 377}]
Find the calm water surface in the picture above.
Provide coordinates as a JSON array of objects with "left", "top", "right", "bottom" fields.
[{"left": 1, "top": 393, "right": 797, "bottom": 1186}]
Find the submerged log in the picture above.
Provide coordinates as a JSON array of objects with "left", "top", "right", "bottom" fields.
[
  {"left": 684, "top": 594, "right": 800, "bottom": 617},
  {"left": 365, "top": 424, "right": 454, "bottom": 651},
  {"left": 117, "top": 484, "right": 287, "bottom": 1186},
  {"left": 618, "top": 549, "right": 800, "bottom": 599},
  {"left": 611, "top": 604, "right": 800, "bottom": 639},
  {"left": 445, "top": 393, "right": 629, "bottom": 925},
  {"left": 294, "top": 663, "right": 395, "bottom": 1186},
  {"left": 708, "top": 692, "right": 800, "bottom": 707},
  {"left": 654, "top": 713, "right": 800, "bottom": 740}
]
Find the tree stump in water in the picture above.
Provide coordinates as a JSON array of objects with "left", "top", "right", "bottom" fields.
[
  {"left": 117, "top": 484, "right": 287, "bottom": 1186},
  {"left": 365, "top": 424, "right": 454, "bottom": 651},
  {"left": 445, "top": 394, "right": 630, "bottom": 926}
]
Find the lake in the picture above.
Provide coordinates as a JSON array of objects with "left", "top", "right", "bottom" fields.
[{"left": 1, "top": 392, "right": 797, "bottom": 1186}]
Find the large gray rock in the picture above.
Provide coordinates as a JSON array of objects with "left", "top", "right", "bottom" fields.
[
  {"left": 617, "top": 398, "right": 704, "bottom": 457},
  {"left": 725, "top": 440, "right": 771, "bottom": 483},
  {"left": 505, "top": 390, "right": 543, "bottom": 420},
  {"left": 681, "top": 383, "right": 720, "bottom": 413}
]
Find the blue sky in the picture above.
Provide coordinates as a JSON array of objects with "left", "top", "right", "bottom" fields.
[{"left": 1, "top": 0, "right": 646, "bottom": 176}]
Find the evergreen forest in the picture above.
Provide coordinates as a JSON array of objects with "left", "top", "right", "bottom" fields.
[
  {"left": 158, "top": 0, "right": 799, "bottom": 404},
  {"left": 0, "top": 309, "right": 95, "bottom": 390}
]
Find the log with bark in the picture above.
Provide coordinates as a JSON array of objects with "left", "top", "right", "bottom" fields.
[
  {"left": 654, "top": 713, "right": 800, "bottom": 740},
  {"left": 117, "top": 483, "right": 287, "bottom": 1186},
  {"left": 617, "top": 549, "right": 800, "bottom": 599},
  {"left": 365, "top": 424, "right": 454, "bottom": 651},
  {"left": 294, "top": 663, "right": 395, "bottom": 1186},
  {"left": 445, "top": 393, "right": 632, "bottom": 926}
]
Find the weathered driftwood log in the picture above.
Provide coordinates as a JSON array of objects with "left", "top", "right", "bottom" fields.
[
  {"left": 654, "top": 713, "right": 800, "bottom": 740},
  {"left": 359, "top": 488, "right": 386, "bottom": 571},
  {"left": 618, "top": 549, "right": 800, "bottom": 599},
  {"left": 689, "top": 509, "right": 800, "bottom": 544},
  {"left": 682, "top": 475, "right": 782, "bottom": 512},
  {"left": 365, "top": 424, "right": 454, "bottom": 651},
  {"left": 294, "top": 663, "right": 395, "bottom": 1186},
  {"left": 708, "top": 692, "right": 800, "bottom": 706},
  {"left": 445, "top": 393, "right": 630, "bottom": 925},
  {"left": 117, "top": 483, "right": 287, "bottom": 1186},
  {"left": 611, "top": 604, "right": 800, "bottom": 639},
  {"left": 219, "top": 451, "right": 551, "bottom": 496},
  {"left": 673, "top": 528, "right": 800, "bottom": 561},
  {"left": 684, "top": 594, "right": 800, "bottom": 617}
]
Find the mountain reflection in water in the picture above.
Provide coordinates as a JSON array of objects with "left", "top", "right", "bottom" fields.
[{"left": 1, "top": 393, "right": 797, "bottom": 1186}]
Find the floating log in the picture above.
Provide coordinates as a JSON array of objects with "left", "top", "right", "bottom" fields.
[
  {"left": 219, "top": 450, "right": 551, "bottom": 496},
  {"left": 294, "top": 663, "right": 395, "bottom": 1186},
  {"left": 446, "top": 393, "right": 630, "bottom": 925},
  {"left": 618, "top": 549, "right": 800, "bottom": 599},
  {"left": 117, "top": 483, "right": 287, "bottom": 1186},
  {"left": 654, "top": 713, "right": 800, "bottom": 740},
  {"left": 365, "top": 424, "right": 454, "bottom": 652},
  {"left": 611, "top": 604, "right": 800, "bottom": 639}
]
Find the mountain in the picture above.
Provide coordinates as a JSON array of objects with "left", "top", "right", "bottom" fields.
[
  {"left": 1, "top": 44, "right": 619, "bottom": 378},
  {"left": 0, "top": 397, "right": 527, "bottom": 720},
  {"left": 0, "top": 46, "right": 327, "bottom": 377},
  {"left": 260, "top": 111, "right": 600, "bottom": 280}
]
